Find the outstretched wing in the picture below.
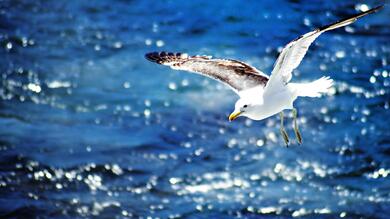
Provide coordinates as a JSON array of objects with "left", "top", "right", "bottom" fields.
[
  {"left": 264, "top": 5, "right": 383, "bottom": 94},
  {"left": 145, "top": 51, "right": 269, "bottom": 94}
]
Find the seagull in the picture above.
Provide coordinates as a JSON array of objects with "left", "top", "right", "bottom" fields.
[{"left": 145, "top": 6, "right": 383, "bottom": 146}]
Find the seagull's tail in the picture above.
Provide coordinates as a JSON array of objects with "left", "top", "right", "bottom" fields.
[{"left": 295, "top": 76, "right": 334, "bottom": 97}]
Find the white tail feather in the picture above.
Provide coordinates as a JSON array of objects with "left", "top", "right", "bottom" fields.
[{"left": 296, "top": 76, "right": 333, "bottom": 97}]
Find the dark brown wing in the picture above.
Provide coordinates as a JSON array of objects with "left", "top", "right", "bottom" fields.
[{"left": 145, "top": 51, "right": 269, "bottom": 93}]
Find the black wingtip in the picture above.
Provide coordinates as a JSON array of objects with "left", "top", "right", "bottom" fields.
[
  {"left": 370, "top": 5, "right": 385, "bottom": 13},
  {"left": 145, "top": 51, "right": 185, "bottom": 64},
  {"left": 318, "top": 5, "right": 384, "bottom": 32},
  {"left": 360, "top": 5, "right": 384, "bottom": 17},
  {"left": 145, "top": 52, "right": 160, "bottom": 63}
]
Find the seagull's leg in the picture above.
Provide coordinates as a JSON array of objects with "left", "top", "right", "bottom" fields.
[
  {"left": 279, "top": 111, "right": 289, "bottom": 147},
  {"left": 293, "top": 108, "right": 302, "bottom": 144}
]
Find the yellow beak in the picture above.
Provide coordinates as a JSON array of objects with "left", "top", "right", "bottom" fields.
[{"left": 229, "top": 111, "right": 242, "bottom": 121}]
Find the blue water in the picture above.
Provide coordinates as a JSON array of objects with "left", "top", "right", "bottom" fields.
[{"left": 1, "top": 0, "right": 389, "bottom": 218}]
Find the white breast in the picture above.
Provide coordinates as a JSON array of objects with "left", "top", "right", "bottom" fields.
[{"left": 246, "top": 87, "right": 296, "bottom": 121}]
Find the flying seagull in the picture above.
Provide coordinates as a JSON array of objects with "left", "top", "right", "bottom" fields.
[{"left": 145, "top": 5, "right": 383, "bottom": 146}]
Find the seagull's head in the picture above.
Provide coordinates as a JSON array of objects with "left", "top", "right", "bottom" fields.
[{"left": 229, "top": 98, "right": 257, "bottom": 121}]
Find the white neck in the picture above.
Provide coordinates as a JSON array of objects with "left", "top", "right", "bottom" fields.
[{"left": 238, "top": 86, "right": 264, "bottom": 105}]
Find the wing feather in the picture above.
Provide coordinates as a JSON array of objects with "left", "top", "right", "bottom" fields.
[
  {"left": 265, "top": 5, "right": 384, "bottom": 94},
  {"left": 145, "top": 51, "right": 269, "bottom": 94}
]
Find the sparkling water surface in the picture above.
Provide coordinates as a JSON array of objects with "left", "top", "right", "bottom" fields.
[{"left": 1, "top": 0, "right": 390, "bottom": 218}]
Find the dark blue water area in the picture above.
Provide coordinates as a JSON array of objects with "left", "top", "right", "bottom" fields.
[{"left": 1, "top": 0, "right": 390, "bottom": 218}]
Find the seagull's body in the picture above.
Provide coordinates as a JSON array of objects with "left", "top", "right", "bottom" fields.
[
  {"left": 145, "top": 6, "right": 383, "bottom": 145},
  {"left": 241, "top": 84, "right": 294, "bottom": 121}
]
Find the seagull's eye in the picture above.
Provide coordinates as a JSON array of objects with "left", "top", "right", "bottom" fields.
[{"left": 243, "top": 104, "right": 248, "bottom": 108}]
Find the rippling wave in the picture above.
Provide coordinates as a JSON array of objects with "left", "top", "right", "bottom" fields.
[{"left": 1, "top": 0, "right": 389, "bottom": 218}]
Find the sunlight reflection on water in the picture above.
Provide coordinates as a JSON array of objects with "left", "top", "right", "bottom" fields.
[{"left": 0, "top": 0, "right": 389, "bottom": 218}]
